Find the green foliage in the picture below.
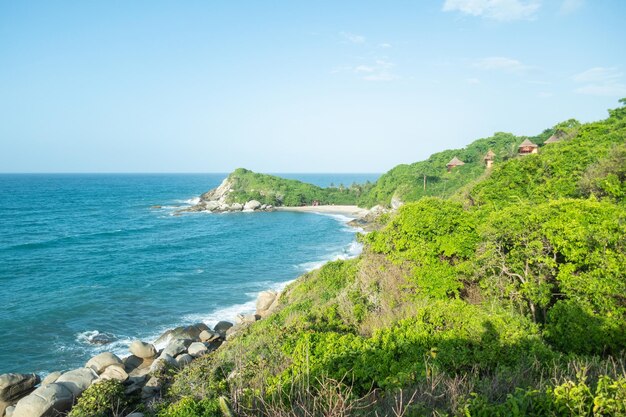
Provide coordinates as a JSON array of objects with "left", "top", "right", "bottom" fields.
[
  {"left": 464, "top": 374, "right": 626, "bottom": 417},
  {"left": 270, "top": 300, "right": 548, "bottom": 394},
  {"left": 157, "top": 396, "right": 221, "bottom": 417},
  {"left": 367, "top": 198, "right": 478, "bottom": 298},
  {"left": 225, "top": 168, "right": 371, "bottom": 206},
  {"left": 67, "top": 379, "right": 128, "bottom": 417},
  {"left": 580, "top": 142, "right": 626, "bottom": 202}
]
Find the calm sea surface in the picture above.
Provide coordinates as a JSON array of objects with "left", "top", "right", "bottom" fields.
[{"left": 0, "top": 173, "right": 378, "bottom": 374}]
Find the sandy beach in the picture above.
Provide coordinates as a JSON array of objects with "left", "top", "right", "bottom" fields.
[{"left": 275, "top": 205, "right": 369, "bottom": 218}]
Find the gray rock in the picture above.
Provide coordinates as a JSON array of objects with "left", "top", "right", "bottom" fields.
[
  {"left": 12, "top": 383, "right": 74, "bottom": 417},
  {"left": 204, "top": 201, "right": 220, "bottom": 211},
  {"left": 4, "top": 404, "right": 15, "bottom": 417},
  {"left": 225, "top": 325, "right": 240, "bottom": 341},
  {"left": 98, "top": 365, "right": 128, "bottom": 382},
  {"left": 236, "top": 313, "right": 260, "bottom": 324},
  {"left": 154, "top": 323, "right": 209, "bottom": 345},
  {"left": 149, "top": 354, "right": 178, "bottom": 373},
  {"left": 55, "top": 368, "right": 98, "bottom": 397},
  {"left": 213, "top": 321, "right": 233, "bottom": 335},
  {"left": 230, "top": 203, "right": 243, "bottom": 211},
  {"left": 187, "top": 342, "right": 208, "bottom": 358},
  {"left": 163, "top": 339, "right": 191, "bottom": 357},
  {"left": 86, "top": 352, "right": 123, "bottom": 374},
  {"left": 129, "top": 341, "right": 157, "bottom": 359},
  {"left": 41, "top": 372, "right": 62, "bottom": 386},
  {"left": 199, "top": 330, "right": 220, "bottom": 342},
  {"left": 391, "top": 196, "right": 403, "bottom": 210},
  {"left": 244, "top": 200, "right": 262, "bottom": 211},
  {"left": 256, "top": 290, "right": 278, "bottom": 315},
  {"left": 0, "top": 373, "right": 40, "bottom": 402},
  {"left": 175, "top": 354, "right": 194, "bottom": 368},
  {"left": 141, "top": 376, "right": 162, "bottom": 400}
]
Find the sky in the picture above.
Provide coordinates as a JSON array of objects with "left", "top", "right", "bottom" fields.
[{"left": 1, "top": 1, "right": 625, "bottom": 173}]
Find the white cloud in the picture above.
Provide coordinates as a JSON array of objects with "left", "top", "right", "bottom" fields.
[
  {"left": 340, "top": 31, "right": 365, "bottom": 44},
  {"left": 559, "top": 0, "right": 584, "bottom": 14},
  {"left": 442, "top": 0, "right": 541, "bottom": 21},
  {"left": 572, "top": 67, "right": 626, "bottom": 97},
  {"left": 333, "top": 59, "right": 398, "bottom": 82},
  {"left": 572, "top": 67, "right": 623, "bottom": 83},
  {"left": 474, "top": 57, "right": 532, "bottom": 74}
]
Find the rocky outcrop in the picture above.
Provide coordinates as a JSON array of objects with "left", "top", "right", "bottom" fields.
[
  {"left": 178, "top": 177, "right": 275, "bottom": 214},
  {"left": 55, "top": 368, "right": 98, "bottom": 397},
  {"left": 86, "top": 352, "right": 123, "bottom": 374},
  {"left": 12, "top": 383, "right": 74, "bottom": 417},
  {"left": 129, "top": 341, "right": 157, "bottom": 359}
]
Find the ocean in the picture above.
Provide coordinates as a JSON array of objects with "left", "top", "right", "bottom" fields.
[{"left": 0, "top": 173, "right": 379, "bottom": 375}]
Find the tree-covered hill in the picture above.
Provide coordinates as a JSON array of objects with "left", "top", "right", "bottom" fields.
[{"left": 82, "top": 100, "right": 625, "bottom": 417}]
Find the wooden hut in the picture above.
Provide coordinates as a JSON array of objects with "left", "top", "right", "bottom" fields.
[
  {"left": 446, "top": 156, "right": 465, "bottom": 172},
  {"left": 544, "top": 130, "right": 565, "bottom": 144},
  {"left": 518, "top": 139, "right": 538, "bottom": 155},
  {"left": 483, "top": 149, "right": 496, "bottom": 168}
]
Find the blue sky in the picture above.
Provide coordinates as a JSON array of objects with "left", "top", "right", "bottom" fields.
[{"left": 1, "top": 1, "right": 625, "bottom": 173}]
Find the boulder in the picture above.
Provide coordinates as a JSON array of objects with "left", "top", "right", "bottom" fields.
[
  {"left": 123, "top": 355, "right": 154, "bottom": 374},
  {"left": 244, "top": 200, "right": 262, "bottom": 211},
  {"left": 204, "top": 201, "right": 220, "bottom": 211},
  {"left": 187, "top": 342, "right": 208, "bottom": 358},
  {"left": 0, "top": 373, "right": 40, "bottom": 403},
  {"left": 4, "top": 404, "right": 14, "bottom": 417},
  {"left": 225, "top": 325, "right": 241, "bottom": 341},
  {"left": 129, "top": 341, "right": 157, "bottom": 359},
  {"left": 175, "top": 354, "right": 194, "bottom": 368},
  {"left": 55, "top": 368, "right": 98, "bottom": 397},
  {"left": 236, "top": 313, "right": 260, "bottom": 325},
  {"left": 213, "top": 321, "right": 233, "bottom": 335},
  {"left": 41, "top": 372, "right": 62, "bottom": 386},
  {"left": 230, "top": 203, "right": 243, "bottom": 211},
  {"left": 256, "top": 290, "right": 278, "bottom": 315},
  {"left": 86, "top": 352, "right": 123, "bottom": 374},
  {"left": 162, "top": 339, "right": 191, "bottom": 357},
  {"left": 12, "top": 383, "right": 74, "bottom": 417},
  {"left": 98, "top": 365, "right": 128, "bottom": 382},
  {"left": 154, "top": 323, "right": 209, "bottom": 345},
  {"left": 149, "top": 354, "right": 178, "bottom": 373},
  {"left": 199, "top": 330, "right": 220, "bottom": 342},
  {"left": 141, "top": 377, "right": 161, "bottom": 400}
]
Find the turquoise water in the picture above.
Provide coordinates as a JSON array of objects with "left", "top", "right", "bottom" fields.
[{"left": 0, "top": 173, "right": 378, "bottom": 375}]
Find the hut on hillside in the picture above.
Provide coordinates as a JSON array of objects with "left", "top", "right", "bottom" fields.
[
  {"left": 483, "top": 149, "right": 496, "bottom": 168},
  {"left": 518, "top": 139, "right": 538, "bottom": 155},
  {"left": 544, "top": 130, "right": 565, "bottom": 144},
  {"left": 446, "top": 156, "right": 465, "bottom": 172}
]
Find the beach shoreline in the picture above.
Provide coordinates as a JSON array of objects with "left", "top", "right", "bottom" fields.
[{"left": 274, "top": 205, "right": 369, "bottom": 218}]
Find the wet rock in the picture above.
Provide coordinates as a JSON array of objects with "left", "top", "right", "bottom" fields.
[{"left": 0, "top": 373, "right": 40, "bottom": 403}]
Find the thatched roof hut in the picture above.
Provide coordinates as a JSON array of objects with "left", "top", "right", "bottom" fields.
[
  {"left": 446, "top": 156, "right": 465, "bottom": 172},
  {"left": 544, "top": 130, "right": 565, "bottom": 144},
  {"left": 483, "top": 149, "right": 496, "bottom": 168},
  {"left": 518, "top": 139, "right": 538, "bottom": 155}
]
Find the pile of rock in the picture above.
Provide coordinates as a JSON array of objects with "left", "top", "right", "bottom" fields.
[
  {"left": 0, "top": 290, "right": 282, "bottom": 417},
  {"left": 183, "top": 199, "right": 274, "bottom": 214}
]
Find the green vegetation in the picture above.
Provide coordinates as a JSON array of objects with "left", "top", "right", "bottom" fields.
[
  {"left": 149, "top": 100, "right": 626, "bottom": 416},
  {"left": 224, "top": 168, "right": 372, "bottom": 206},
  {"left": 68, "top": 380, "right": 130, "bottom": 417}
]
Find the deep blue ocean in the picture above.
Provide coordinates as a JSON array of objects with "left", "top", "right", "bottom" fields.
[{"left": 0, "top": 173, "right": 379, "bottom": 375}]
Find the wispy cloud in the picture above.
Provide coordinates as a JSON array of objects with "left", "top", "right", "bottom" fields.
[
  {"left": 559, "top": 0, "right": 584, "bottom": 14},
  {"left": 340, "top": 31, "right": 365, "bottom": 44},
  {"left": 333, "top": 59, "right": 398, "bottom": 82},
  {"left": 442, "top": 0, "right": 541, "bottom": 21},
  {"left": 572, "top": 67, "right": 626, "bottom": 96},
  {"left": 473, "top": 57, "right": 533, "bottom": 74}
]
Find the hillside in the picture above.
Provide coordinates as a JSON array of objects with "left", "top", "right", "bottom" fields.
[{"left": 64, "top": 100, "right": 626, "bottom": 417}]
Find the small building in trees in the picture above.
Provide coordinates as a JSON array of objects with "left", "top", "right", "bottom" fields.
[
  {"left": 483, "top": 149, "right": 496, "bottom": 168},
  {"left": 518, "top": 139, "right": 538, "bottom": 155},
  {"left": 446, "top": 156, "right": 465, "bottom": 172},
  {"left": 544, "top": 130, "right": 565, "bottom": 144}
]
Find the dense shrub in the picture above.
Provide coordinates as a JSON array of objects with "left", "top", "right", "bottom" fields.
[
  {"left": 157, "top": 396, "right": 221, "bottom": 417},
  {"left": 68, "top": 379, "right": 128, "bottom": 417}
]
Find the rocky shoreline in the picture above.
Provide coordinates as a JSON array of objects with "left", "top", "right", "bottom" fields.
[{"left": 0, "top": 291, "right": 280, "bottom": 417}]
